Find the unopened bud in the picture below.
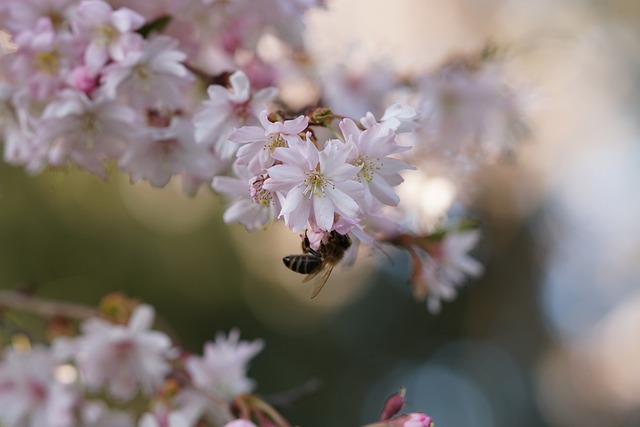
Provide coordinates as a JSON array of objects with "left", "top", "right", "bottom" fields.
[
  {"left": 307, "top": 107, "right": 334, "bottom": 127},
  {"left": 380, "top": 387, "right": 406, "bottom": 421},
  {"left": 99, "top": 292, "right": 140, "bottom": 324}
]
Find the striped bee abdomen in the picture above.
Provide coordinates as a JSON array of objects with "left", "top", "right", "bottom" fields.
[{"left": 283, "top": 254, "right": 323, "bottom": 275}]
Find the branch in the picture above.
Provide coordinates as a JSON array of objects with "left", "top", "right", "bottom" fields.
[
  {"left": 263, "top": 378, "right": 323, "bottom": 409},
  {"left": 0, "top": 290, "right": 99, "bottom": 320}
]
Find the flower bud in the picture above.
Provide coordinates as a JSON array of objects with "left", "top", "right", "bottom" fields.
[{"left": 380, "top": 387, "right": 406, "bottom": 421}]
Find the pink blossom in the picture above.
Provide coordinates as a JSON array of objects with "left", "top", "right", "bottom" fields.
[
  {"left": 415, "top": 229, "right": 483, "bottom": 314},
  {"left": 53, "top": 304, "right": 174, "bottom": 401},
  {"left": 193, "top": 71, "right": 277, "bottom": 162},
  {"left": 3, "top": 0, "right": 77, "bottom": 33},
  {"left": 70, "top": 0, "right": 145, "bottom": 72},
  {"left": 361, "top": 103, "right": 420, "bottom": 134},
  {"left": 185, "top": 329, "right": 263, "bottom": 400},
  {"left": 231, "top": 111, "right": 308, "bottom": 175},
  {"left": 5, "top": 17, "right": 70, "bottom": 100},
  {"left": 0, "top": 347, "right": 76, "bottom": 427},
  {"left": 265, "top": 138, "right": 363, "bottom": 232},
  {"left": 212, "top": 165, "right": 281, "bottom": 231},
  {"left": 218, "top": 0, "right": 321, "bottom": 51},
  {"left": 322, "top": 63, "right": 397, "bottom": 118},
  {"left": 119, "top": 117, "right": 220, "bottom": 188},
  {"left": 37, "top": 89, "right": 137, "bottom": 176},
  {"left": 101, "top": 35, "right": 190, "bottom": 110},
  {"left": 419, "top": 59, "right": 528, "bottom": 159},
  {"left": 340, "top": 118, "right": 413, "bottom": 210},
  {"left": 0, "top": 86, "right": 48, "bottom": 173}
]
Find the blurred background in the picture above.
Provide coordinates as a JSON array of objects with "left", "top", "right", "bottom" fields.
[{"left": 2, "top": 0, "right": 640, "bottom": 426}]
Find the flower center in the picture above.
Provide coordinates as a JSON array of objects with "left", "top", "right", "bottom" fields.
[
  {"left": 303, "top": 168, "right": 333, "bottom": 199},
  {"left": 34, "top": 51, "right": 59, "bottom": 75},
  {"left": 265, "top": 134, "right": 286, "bottom": 154},
  {"left": 250, "top": 175, "right": 272, "bottom": 205},
  {"left": 353, "top": 156, "right": 381, "bottom": 183},
  {"left": 133, "top": 63, "right": 153, "bottom": 93},
  {"left": 93, "top": 25, "right": 117, "bottom": 46}
]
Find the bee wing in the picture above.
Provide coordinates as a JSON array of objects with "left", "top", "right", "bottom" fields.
[{"left": 308, "top": 265, "right": 335, "bottom": 299}]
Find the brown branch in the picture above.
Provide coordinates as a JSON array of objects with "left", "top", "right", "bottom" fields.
[
  {"left": 263, "top": 378, "right": 323, "bottom": 409},
  {"left": 0, "top": 290, "right": 99, "bottom": 320}
]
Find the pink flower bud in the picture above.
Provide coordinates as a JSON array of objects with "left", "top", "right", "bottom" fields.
[{"left": 380, "top": 388, "right": 406, "bottom": 421}]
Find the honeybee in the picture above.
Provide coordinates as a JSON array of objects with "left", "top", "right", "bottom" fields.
[{"left": 283, "top": 230, "right": 352, "bottom": 298}]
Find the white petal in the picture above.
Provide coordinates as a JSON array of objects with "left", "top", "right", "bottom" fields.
[
  {"left": 313, "top": 195, "right": 334, "bottom": 231},
  {"left": 128, "top": 304, "right": 154, "bottom": 332},
  {"left": 326, "top": 187, "right": 359, "bottom": 219}
]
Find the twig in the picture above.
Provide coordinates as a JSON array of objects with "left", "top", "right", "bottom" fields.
[
  {"left": 263, "top": 378, "right": 323, "bottom": 409},
  {"left": 0, "top": 290, "right": 99, "bottom": 320}
]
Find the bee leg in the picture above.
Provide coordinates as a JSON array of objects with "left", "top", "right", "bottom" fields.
[{"left": 302, "top": 230, "right": 321, "bottom": 257}]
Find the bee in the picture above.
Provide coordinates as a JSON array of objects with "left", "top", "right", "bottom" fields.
[{"left": 283, "top": 230, "right": 352, "bottom": 298}]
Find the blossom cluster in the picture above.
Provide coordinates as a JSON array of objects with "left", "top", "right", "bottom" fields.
[
  {"left": 0, "top": 299, "right": 263, "bottom": 427},
  {"left": 0, "top": 0, "right": 529, "bottom": 310},
  {"left": 0, "top": 293, "right": 436, "bottom": 427},
  {"left": 0, "top": 0, "right": 318, "bottom": 190}
]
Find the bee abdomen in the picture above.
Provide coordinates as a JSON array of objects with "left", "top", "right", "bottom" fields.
[{"left": 283, "top": 254, "right": 323, "bottom": 275}]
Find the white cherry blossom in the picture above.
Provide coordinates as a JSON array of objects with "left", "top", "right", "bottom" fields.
[
  {"left": 265, "top": 137, "right": 363, "bottom": 233},
  {"left": 193, "top": 71, "right": 277, "bottom": 162},
  {"left": 340, "top": 118, "right": 413, "bottom": 211},
  {"left": 185, "top": 329, "right": 263, "bottom": 401},
  {"left": 101, "top": 35, "right": 191, "bottom": 110},
  {"left": 0, "top": 347, "right": 76, "bottom": 427},
  {"left": 70, "top": 0, "right": 145, "bottom": 72},
  {"left": 230, "top": 111, "right": 308, "bottom": 176},
  {"left": 53, "top": 304, "right": 174, "bottom": 401},
  {"left": 38, "top": 89, "right": 137, "bottom": 176}
]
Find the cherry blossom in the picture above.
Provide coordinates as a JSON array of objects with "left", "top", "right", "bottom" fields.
[
  {"left": 0, "top": 347, "right": 76, "bottom": 427},
  {"left": 69, "top": 0, "right": 145, "bottom": 72},
  {"left": 4, "top": 17, "right": 70, "bottom": 100},
  {"left": 230, "top": 111, "right": 308, "bottom": 176},
  {"left": 340, "top": 118, "right": 413, "bottom": 210},
  {"left": 212, "top": 164, "right": 281, "bottom": 231},
  {"left": 185, "top": 329, "right": 263, "bottom": 400},
  {"left": 101, "top": 35, "right": 191, "bottom": 110},
  {"left": 3, "top": 0, "right": 77, "bottom": 34},
  {"left": 193, "top": 71, "right": 278, "bottom": 162},
  {"left": 418, "top": 58, "right": 528, "bottom": 159},
  {"left": 119, "top": 116, "right": 220, "bottom": 188},
  {"left": 37, "top": 90, "right": 137, "bottom": 175},
  {"left": 53, "top": 304, "right": 174, "bottom": 401},
  {"left": 412, "top": 229, "right": 483, "bottom": 314},
  {"left": 360, "top": 103, "right": 421, "bottom": 134},
  {"left": 0, "top": 87, "right": 47, "bottom": 173},
  {"left": 265, "top": 137, "right": 364, "bottom": 233}
]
